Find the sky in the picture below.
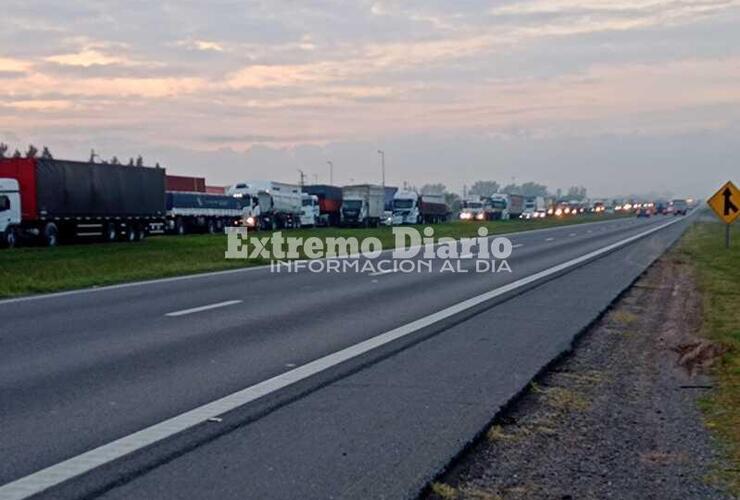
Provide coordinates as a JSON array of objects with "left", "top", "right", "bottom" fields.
[{"left": 1, "top": 0, "right": 739, "bottom": 198}]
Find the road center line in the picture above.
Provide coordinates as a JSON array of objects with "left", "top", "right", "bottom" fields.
[
  {"left": 165, "top": 300, "right": 242, "bottom": 317},
  {"left": 512, "top": 243, "right": 524, "bottom": 248},
  {"left": 545, "top": 237, "right": 555, "bottom": 241},
  {"left": 0, "top": 216, "right": 685, "bottom": 500}
]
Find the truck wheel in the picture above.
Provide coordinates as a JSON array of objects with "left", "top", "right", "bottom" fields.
[
  {"left": 3, "top": 227, "right": 17, "bottom": 248},
  {"left": 125, "top": 225, "right": 136, "bottom": 242},
  {"left": 207, "top": 219, "right": 216, "bottom": 234},
  {"left": 43, "top": 223, "right": 59, "bottom": 247},
  {"left": 175, "top": 217, "right": 186, "bottom": 235},
  {"left": 136, "top": 224, "right": 147, "bottom": 241},
  {"left": 105, "top": 223, "right": 117, "bottom": 242}
]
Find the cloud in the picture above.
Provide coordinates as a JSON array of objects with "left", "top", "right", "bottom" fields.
[
  {"left": 175, "top": 39, "right": 226, "bottom": 52},
  {"left": 0, "top": 57, "right": 32, "bottom": 73},
  {"left": 0, "top": 0, "right": 739, "bottom": 196}
]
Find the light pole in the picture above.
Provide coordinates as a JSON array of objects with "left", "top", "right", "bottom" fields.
[
  {"left": 327, "top": 161, "right": 333, "bottom": 185},
  {"left": 377, "top": 150, "right": 385, "bottom": 188}
]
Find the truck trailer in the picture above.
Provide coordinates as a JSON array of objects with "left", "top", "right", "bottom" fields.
[
  {"left": 228, "top": 181, "right": 303, "bottom": 230},
  {"left": 166, "top": 191, "right": 244, "bottom": 235},
  {"left": 489, "top": 193, "right": 525, "bottom": 220},
  {"left": 391, "top": 190, "right": 449, "bottom": 224},
  {"left": 165, "top": 175, "right": 206, "bottom": 193},
  {"left": 341, "top": 184, "right": 385, "bottom": 227},
  {"left": 302, "top": 184, "right": 342, "bottom": 226},
  {"left": 0, "top": 157, "right": 166, "bottom": 247}
]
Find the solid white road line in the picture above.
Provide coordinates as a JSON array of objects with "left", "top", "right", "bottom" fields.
[
  {"left": 0, "top": 216, "right": 685, "bottom": 500},
  {"left": 512, "top": 243, "right": 524, "bottom": 248},
  {"left": 165, "top": 300, "right": 242, "bottom": 317}
]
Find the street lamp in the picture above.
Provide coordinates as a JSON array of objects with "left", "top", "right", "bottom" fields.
[
  {"left": 327, "top": 161, "right": 333, "bottom": 185},
  {"left": 377, "top": 150, "right": 385, "bottom": 188}
]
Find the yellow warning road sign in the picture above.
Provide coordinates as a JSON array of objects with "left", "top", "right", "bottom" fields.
[{"left": 707, "top": 180, "right": 739, "bottom": 224}]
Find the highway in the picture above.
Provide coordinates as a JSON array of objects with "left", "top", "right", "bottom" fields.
[{"left": 0, "top": 215, "right": 693, "bottom": 499}]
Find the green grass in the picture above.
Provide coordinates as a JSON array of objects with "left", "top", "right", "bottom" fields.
[
  {"left": 0, "top": 213, "right": 628, "bottom": 298},
  {"left": 676, "top": 220, "right": 740, "bottom": 494}
]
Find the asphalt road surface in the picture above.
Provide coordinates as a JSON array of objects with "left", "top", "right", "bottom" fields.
[{"left": 0, "top": 214, "right": 694, "bottom": 499}]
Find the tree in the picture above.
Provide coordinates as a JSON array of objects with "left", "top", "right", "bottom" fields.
[
  {"left": 519, "top": 182, "right": 548, "bottom": 197},
  {"left": 420, "top": 183, "right": 447, "bottom": 194},
  {"left": 0, "top": 143, "right": 7, "bottom": 158},
  {"left": 566, "top": 185, "right": 587, "bottom": 201},
  {"left": 469, "top": 180, "right": 500, "bottom": 198},
  {"left": 502, "top": 183, "right": 521, "bottom": 195},
  {"left": 444, "top": 192, "right": 461, "bottom": 212}
]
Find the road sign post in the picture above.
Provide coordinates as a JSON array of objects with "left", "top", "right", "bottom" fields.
[
  {"left": 727, "top": 224, "right": 731, "bottom": 249},
  {"left": 707, "top": 180, "right": 739, "bottom": 249}
]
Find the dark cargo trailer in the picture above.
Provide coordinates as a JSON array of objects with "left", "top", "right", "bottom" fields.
[
  {"left": 0, "top": 157, "right": 166, "bottom": 246},
  {"left": 166, "top": 174, "right": 206, "bottom": 193},
  {"left": 302, "top": 184, "right": 342, "bottom": 226}
]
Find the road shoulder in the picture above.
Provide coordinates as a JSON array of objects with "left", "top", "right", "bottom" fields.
[{"left": 426, "top": 225, "right": 731, "bottom": 499}]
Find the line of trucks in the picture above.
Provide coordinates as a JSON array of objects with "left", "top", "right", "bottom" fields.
[{"left": 0, "top": 156, "right": 453, "bottom": 248}]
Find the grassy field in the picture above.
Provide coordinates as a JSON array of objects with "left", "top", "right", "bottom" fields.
[
  {"left": 0, "top": 213, "right": 628, "bottom": 298},
  {"left": 677, "top": 221, "right": 739, "bottom": 494}
]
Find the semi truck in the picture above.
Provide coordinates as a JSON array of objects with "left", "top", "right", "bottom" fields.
[
  {"left": 228, "top": 181, "right": 303, "bottom": 230},
  {"left": 341, "top": 184, "right": 385, "bottom": 227},
  {"left": 300, "top": 193, "right": 320, "bottom": 227},
  {"left": 391, "top": 190, "right": 449, "bottom": 224},
  {"left": 302, "top": 184, "right": 342, "bottom": 226},
  {"left": 166, "top": 191, "right": 244, "bottom": 235},
  {"left": 489, "top": 193, "right": 525, "bottom": 220},
  {"left": 522, "top": 196, "right": 546, "bottom": 219},
  {"left": 459, "top": 196, "right": 487, "bottom": 221},
  {"left": 0, "top": 157, "right": 166, "bottom": 247}
]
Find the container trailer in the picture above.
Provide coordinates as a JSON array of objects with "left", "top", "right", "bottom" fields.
[
  {"left": 165, "top": 175, "right": 206, "bottom": 193},
  {"left": 0, "top": 157, "right": 165, "bottom": 247}
]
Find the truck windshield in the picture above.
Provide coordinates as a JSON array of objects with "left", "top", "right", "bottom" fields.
[
  {"left": 343, "top": 200, "right": 362, "bottom": 209},
  {"left": 393, "top": 199, "right": 414, "bottom": 209},
  {"left": 490, "top": 199, "right": 507, "bottom": 209},
  {"left": 302, "top": 198, "right": 313, "bottom": 206},
  {"left": 463, "top": 202, "right": 482, "bottom": 209}
]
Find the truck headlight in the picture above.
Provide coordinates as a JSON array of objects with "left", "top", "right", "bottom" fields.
[{"left": 475, "top": 213, "right": 485, "bottom": 220}]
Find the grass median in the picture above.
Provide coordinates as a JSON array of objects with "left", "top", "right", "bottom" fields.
[
  {"left": 677, "top": 220, "right": 740, "bottom": 494},
  {"left": 0, "top": 213, "right": 629, "bottom": 298}
]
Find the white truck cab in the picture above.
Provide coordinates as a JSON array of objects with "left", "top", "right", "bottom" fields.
[
  {"left": 300, "top": 193, "right": 320, "bottom": 227},
  {"left": 489, "top": 193, "right": 510, "bottom": 220},
  {"left": 391, "top": 190, "right": 420, "bottom": 225},
  {"left": 0, "top": 178, "right": 21, "bottom": 247},
  {"left": 460, "top": 196, "right": 485, "bottom": 221}
]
